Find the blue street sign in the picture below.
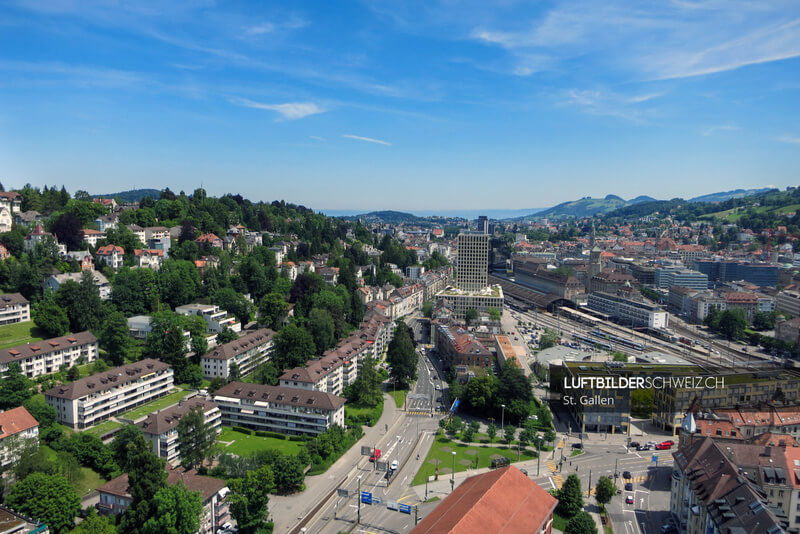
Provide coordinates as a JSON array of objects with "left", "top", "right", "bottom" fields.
[
  {"left": 361, "top": 491, "right": 373, "bottom": 504},
  {"left": 399, "top": 504, "right": 412, "bottom": 514},
  {"left": 652, "top": 455, "right": 658, "bottom": 463}
]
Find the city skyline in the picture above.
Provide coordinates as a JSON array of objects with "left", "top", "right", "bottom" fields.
[{"left": 1, "top": 1, "right": 799, "bottom": 209}]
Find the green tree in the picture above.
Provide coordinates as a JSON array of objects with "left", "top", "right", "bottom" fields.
[
  {"left": 556, "top": 474, "right": 584, "bottom": 518},
  {"left": 66, "top": 365, "right": 80, "bottom": 381},
  {"left": 228, "top": 464, "right": 276, "bottom": 534},
  {"left": 111, "top": 267, "right": 159, "bottom": 316},
  {"left": 99, "top": 311, "right": 134, "bottom": 366},
  {"left": 422, "top": 301, "right": 433, "bottom": 318},
  {"left": 719, "top": 308, "right": 748, "bottom": 340},
  {"left": 56, "top": 450, "right": 83, "bottom": 484},
  {"left": 343, "top": 356, "right": 381, "bottom": 407},
  {"left": 140, "top": 482, "right": 203, "bottom": 534},
  {"left": 631, "top": 388, "right": 654, "bottom": 418},
  {"left": 503, "top": 425, "right": 516, "bottom": 445},
  {"left": 273, "top": 323, "right": 316, "bottom": 369},
  {"left": 565, "top": 511, "right": 597, "bottom": 534},
  {"left": 544, "top": 428, "right": 556, "bottom": 447},
  {"left": 118, "top": 445, "right": 167, "bottom": 533},
  {"left": 487, "top": 307, "right": 501, "bottom": 321},
  {"left": 34, "top": 299, "right": 70, "bottom": 337},
  {"left": 111, "top": 424, "right": 149, "bottom": 472},
  {"left": 386, "top": 323, "right": 417, "bottom": 389},
  {"left": 55, "top": 271, "right": 104, "bottom": 332},
  {"left": 217, "top": 326, "right": 238, "bottom": 344},
  {"left": 465, "top": 308, "right": 478, "bottom": 325},
  {"left": 0, "top": 362, "right": 34, "bottom": 409},
  {"left": 214, "top": 287, "right": 254, "bottom": 327},
  {"left": 157, "top": 259, "right": 201, "bottom": 309},
  {"left": 539, "top": 328, "right": 558, "bottom": 350},
  {"left": 68, "top": 509, "right": 116, "bottom": 534},
  {"left": 257, "top": 293, "right": 288, "bottom": 329},
  {"left": 308, "top": 308, "right": 336, "bottom": 354},
  {"left": 463, "top": 374, "right": 496, "bottom": 411},
  {"left": 6, "top": 473, "right": 81, "bottom": 534},
  {"left": 487, "top": 423, "right": 498, "bottom": 443},
  {"left": 595, "top": 475, "right": 615, "bottom": 508},
  {"left": 229, "top": 361, "right": 241, "bottom": 382},
  {"left": 177, "top": 407, "right": 217, "bottom": 470}
]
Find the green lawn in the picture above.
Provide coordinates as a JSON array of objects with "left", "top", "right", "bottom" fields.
[
  {"left": 0, "top": 321, "right": 46, "bottom": 350},
  {"left": 120, "top": 389, "right": 189, "bottom": 420},
  {"left": 215, "top": 427, "right": 304, "bottom": 457},
  {"left": 41, "top": 446, "right": 107, "bottom": 497},
  {"left": 84, "top": 419, "right": 123, "bottom": 438},
  {"left": 411, "top": 435, "right": 538, "bottom": 486},
  {"left": 389, "top": 389, "right": 407, "bottom": 408},
  {"left": 553, "top": 512, "right": 569, "bottom": 531}
]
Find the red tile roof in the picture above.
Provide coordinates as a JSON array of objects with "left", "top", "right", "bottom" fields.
[
  {"left": 0, "top": 406, "right": 39, "bottom": 439},
  {"left": 411, "top": 466, "right": 556, "bottom": 534}
]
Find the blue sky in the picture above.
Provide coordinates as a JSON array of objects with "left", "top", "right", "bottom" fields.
[{"left": 1, "top": 0, "right": 800, "bottom": 212}]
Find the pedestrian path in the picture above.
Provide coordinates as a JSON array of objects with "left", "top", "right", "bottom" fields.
[
  {"left": 552, "top": 474, "right": 564, "bottom": 489},
  {"left": 545, "top": 460, "right": 558, "bottom": 473}
]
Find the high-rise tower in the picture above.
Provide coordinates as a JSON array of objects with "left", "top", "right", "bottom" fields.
[{"left": 456, "top": 233, "right": 489, "bottom": 291}]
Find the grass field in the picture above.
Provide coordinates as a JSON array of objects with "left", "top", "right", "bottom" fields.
[
  {"left": 41, "top": 445, "right": 107, "bottom": 497},
  {"left": 388, "top": 389, "right": 407, "bottom": 408},
  {"left": 84, "top": 419, "right": 123, "bottom": 437},
  {"left": 120, "top": 389, "right": 189, "bottom": 420},
  {"left": 215, "top": 427, "right": 304, "bottom": 457},
  {"left": 0, "top": 321, "right": 46, "bottom": 350},
  {"left": 411, "top": 435, "right": 538, "bottom": 486},
  {"left": 553, "top": 512, "right": 568, "bottom": 531}
]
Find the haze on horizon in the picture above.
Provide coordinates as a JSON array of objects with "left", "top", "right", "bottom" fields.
[{"left": 1, "top": 1, "right": 799, "bottom": 210}]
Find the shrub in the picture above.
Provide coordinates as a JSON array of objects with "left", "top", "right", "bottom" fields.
[{"left": 233, "top": 426, "right": 253, "bottom": 435}]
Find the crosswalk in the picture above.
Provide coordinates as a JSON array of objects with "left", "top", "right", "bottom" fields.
[
  {"left": 583, "top": 487, "right": 596, "bottom": 496},
  {"left": 552, "top": 474, "right": 564, "bottom": 489},
  {"left": 545, "top": 460, "right": 558, "bottom": 473},
  {"left": 556, "top": 439, "right": 565, "bottom": 449},
  {"left": 406, "top": 410, "right": 431, "bottom": 416},
  {"left": 621, "top": 475, "right": 647, "bottom": 483}
]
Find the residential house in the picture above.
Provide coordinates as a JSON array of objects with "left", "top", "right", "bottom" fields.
[
  {"left": 200, "top": 328, "right": 275, "bottom": 379},
  {"left": 0, "top": 406, "right": 39, "bottom": 468},
  {"left": 0, "top": 293, "right": 30, "bottom": 325},
  {"left": 96, "top": 244, "right": 125, "bottom": 271},
  {"left": 0, "top": 331, "right": 98, "bottom": 378},
  {"left": 45, "top": 271, "right": 111, "bottom": 300},
  {"left": 134, "top": 248, "right": 164, "bottom": 270},
  {"left": 195, "top": 233, "right": 223, "bottom": 249},
  {"left": 175, "top": 303, "right": 241, "bottom": 334},
  {"left": 94, "top": 214, "right": 118, "bottom": 233},
  {"left": 80, "top": 228, "right": 105, "bottom": 247},
  {"left": 138, "top": 397, "right": 222, "bottom": 464}
]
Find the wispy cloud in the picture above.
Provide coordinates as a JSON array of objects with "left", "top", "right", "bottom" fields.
[
  {"left": 309, "top": 135, "right": 326, "bottom": 142},
  {"left": 777, "top": 135, "right": 800, "bottom": 145},
  {"left": 627, "top": 92, "right": 663, "bottom": 103},
  {"left": 701, "top": 124, "right": 739, "bottom": 136},
  {"left": 230, "top": 98, "right": 324, "bottom": 119},
  {"left": 342, "top": 134, "right": 392, "bottom": 146},
  {"left": 242, "top": 23, "right": 275, "bottom": 36},
  {"left": 564, "top": 88, "right": 656, "bottom": 123}
]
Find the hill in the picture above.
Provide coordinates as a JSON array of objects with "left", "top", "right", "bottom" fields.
[
  {"left": 348, "top": 210, "right": 421, "bottom": 224},
  {"left": 521, "top": 195, "right": 631, "bottom": 220},
  {"left": 629, "top": 195, "right": 657, "bottom": 204},
  {"left": 688, "top": 188, "right": 775, "bottom": 203},
  {"left": 92, "top": 188, "right": 160, "bottom": 202}
]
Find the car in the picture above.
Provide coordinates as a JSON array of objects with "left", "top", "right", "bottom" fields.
[
  {"left": 660, "top": 525, "right": 677, "bottom": 533},
  {"left": 436, "top": 397, "right": 442, "bottom": 403},
  {"left": 528, "top": 414, "right": 539, "bottom": 420},
  {"left": 622, "top": 471, "right": 632, "bottom": 479},
  {"left": 435, "top": 385, "right": 441, "bottom": 390},
  {"left": 655, "top": 442, "right": 673, "bottom": 450},
  {"left": 625, "top": 482, "right": 633, "bottom": 491},
  {"left": 571, "top": 443, "right": 583, "bottom": 449},
  {"left": 390, "top": 460, "right": 398, "bottom": 471},
  {"left": 661, "top": 440, "right": 675, "bottom": 446},
  {"left": 629, "top": 441, "right": 640, "bottom": 448},
  {"left": 219, "top": 522, "right": 232, "bottom": 532},
  {"left": 647, "top": 441, "right": 658, "bottom": 446},
  {"left": 370, "top": 449, "right": 382, "bottom": 462},
  {"left": 626, "top": 495, "right": 634, "bottom": 505},
  {"left": 637, "top": 444, "right": 651, "bottom": 451},
  {"left": 520, "top": 468, "right": 528, "bottom": 476}
]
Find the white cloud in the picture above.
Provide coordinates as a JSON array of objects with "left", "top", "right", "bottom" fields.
[
  {"left": 564, "top": 88, "right": 656, "bottom": 123},
  {"left": 627, "top": 92, "right": 663, "bottom": 103},
  {"left": 243, "top": 23, "right": 275, "bottom": 36},
  {"left": 231, "top": 98, "right": 324, "bottom": 119},
  {"left": 701, "top": 124, "right": 739, "bottom": 136},
  {"left": 777, "top": 135, "right": 800, "bottom": 145},
  {"left": 309, "top": 135, "right": 326, "bottom": 142},
  {"left": 342, "top": 134, "right": 392, "bottom": 146}
]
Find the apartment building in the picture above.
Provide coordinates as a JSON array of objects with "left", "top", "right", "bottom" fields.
[
  {"left": 0, "top": 406, "right": 39, "bottom": 467},
  {"left": 45, "top": 359, "right": 175, "bottom": 429},
  {"left": 0, "top": 293, "right": 30, "bottom": 325},
  {"left": 138, "top": 397, "right": 221, "bottom": 464},
  {"left": 133, "top": 248, "right": 164, "bottom": 270},
  {"left": 176, "top": 303, "right": 241, "bottom": 334},
  {"left": 456, "top": 232, "right": 489, "bottom": 291},
  {"left": 0, "top": 331, "right": 98, "bottom": 378},
  {"left": 587, "top": 291, "right": 669, "bottom": 328},
  {"left": 200, "top": 328, "right": 275, "bottom": 379},
  {"left": 44, "top": 271, "right": 111, "bottom": 300},
  {"left": 96, "top": 244, "right": 125, "bottom": 271},
  {"left": 434, "top": 323, "right": 493, "bottom": 368},
  {"left": 213, "top": 382, "right": 345, "bottom": 436},
  {"left": 80, "top": 228, "right": 105, "bottom": 247},
  {"left": 97, "top": 466, "right": 229, "bottom": 534}
]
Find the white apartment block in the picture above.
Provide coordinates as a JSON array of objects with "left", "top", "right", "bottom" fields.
[
  {"left": 138, "top": 397, "right": 222, "bottom": 464},
  {"left": 456, "top": 232, "right": 490, "bottom": 291},
  {"left": 587, "top": 291, "right": 669, "bottom": 329},
  {"left": 80, "top": 228, "right": 105, "bottom": 247},
  {"left": 45, "top": 359, "right": 175, "bottom": 429},
  {"left": 0, "top": 331, "right": 98, "bottom": 378},
  {"left": 127, "top": 224, "right": 146, "bottom": 243},
  {"left": 176, "top": 303, "right": 242, "bottom": 334},
  {"left": 213, "top": 382, "right": 345, "bottom": 436},
  {"left": 200, "top": 328, "right": 275, "bottom": 379},
  {"left": 0, "top": 293, "right": 30, "bottom": 325},
  {"left": 0, "top": 406, "right": 39, "bottom": 468}
]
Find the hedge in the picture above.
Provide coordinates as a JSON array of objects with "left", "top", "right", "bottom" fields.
[
  {"left": 255, "top": 430, "right": 287, "bottom": 440},
  {"left": 233, "top": 426, "right": 253, "bottom": 435}
]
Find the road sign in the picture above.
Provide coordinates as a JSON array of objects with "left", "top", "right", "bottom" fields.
[
  {"left": 399, "top": 504, "right": 412, "bottom": 514},
  {"left": 652, "top": 455, "right": 658, "bottom": 464},
  {"left": 387, "top": 501, "right": 398, "bottom": 511},
  {"left": 361, "top": 491, "right": 373, "bottom": 505},
  {"left": 337, "top": 488, "right": 350, "bottom": 498},
  {"left": 376, "top": 461, "right": 388, "bottom": 472},
  {"left": 362, "top": 446, "right": 372, "bottom": 455}
]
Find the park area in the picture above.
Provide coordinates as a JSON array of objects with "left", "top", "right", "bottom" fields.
[
  {"left": 411, "top": 433, "right": 538, "bottom": 486},
  {"left": 215, "top": 427, "right": 305, "bottom": 457},
  {"left": 0, "top": 321, "right": 45, "bottom": 350}
]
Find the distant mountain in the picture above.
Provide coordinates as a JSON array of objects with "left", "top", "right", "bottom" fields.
[
  {"left": 688, "top": 188, "right": 775, "bottom": 203},
  {"left": 93, "top": 189, "right": 160, "bottom": 202},
  {"left": 348, "top": 210, "right": 421, "bottom": 223},
  {"left": 628, "top": 195, "right": 657, "bottom": 204}
]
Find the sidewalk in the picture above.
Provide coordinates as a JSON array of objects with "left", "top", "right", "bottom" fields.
[{"left": 270, "top": 392, "right": 401, "bottom": 532}]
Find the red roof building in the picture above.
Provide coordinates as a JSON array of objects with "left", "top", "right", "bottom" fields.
[{"left": 411, "top": 466, "right": 556, "bottom": 534}]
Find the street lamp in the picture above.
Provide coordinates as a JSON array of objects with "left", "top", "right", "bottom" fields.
[
  {"left": 501, "top": 404, "right": 506, "bottom": 431},
  {"left": 357, "top": 475, "right": 362, "bottom": 525},
  {"left": 451, "top": 451, "right": 456, "bottom": 493}
]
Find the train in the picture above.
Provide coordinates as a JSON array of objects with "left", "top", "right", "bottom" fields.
[
  {"left": 589, "top": 330, "right": 645, "bottom": 351},
  {"left": 571, "top": 333, "right": 613, "bottom": 351}
]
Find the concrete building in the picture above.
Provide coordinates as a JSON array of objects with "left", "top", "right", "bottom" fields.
[
  {"left": 97, "top": 466, "right": 229, "bottom": 534},
  {"left": 133, "top": 248, "right": 165, "bottom": 270},
  {"left": 44, "top": 271, "right": 111, "bottom": 300},
  {"left": 0, "top": 406, "right": 39, "bottom": 468},
  {"left": 176, "top": 303, "right": 241, "bottom": 334},
  {"left": 655, "top": 267, "right": 709, "bottom": 290},
  {"left": 213, "top": 382, "right": 345, "bottom": 436},
  {"left": 587, "top": 291, "right": 669, "bottom": 328},
  {"left": 456, "top": 233, "right": 490, "bottom": 291},
  {"left": 95, "top": 244, "right": 125, "bottom": 270},
  {"left": 411, "top": 466, "right": 556, "bottom": 534},
  {"left": 200, "top": 328, "right": 275, "bottom": 379},
  {"left": 0, "top": 331, "right": 98, "bottom": 378},
  {"left": 80, "top": 228, "right": 105, "bottom": 247},
  {"left": 45, "top": 359, "right": 175, "bottom": 429},
  {"left": 0, "top": 293, "right": 30, "bottom": 325},
  {"left": 434, "top": 323, "right": 493, "bottom": 368},
  {"left": 776, "top": 317, "right": 800, "bottom": 345},
  {"left": 436, "top": 285, "right": 504, "bottom": 320},
  {"left": 0, "top": 192, "right": 22, "bottom": 233},
  {"left": 513, "top": 260, "right": 584, "bottom": 302},
  {"left": 138, "top": 397, "right": 222, "bottom": 464},
  {"left": 777, "top": 290, "right": 800, "bottom": 318},
  {"left": 693, "top": 259, "right": 779, "bottom": 287}
]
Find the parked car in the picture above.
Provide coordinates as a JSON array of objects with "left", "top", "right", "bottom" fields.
[
  {"left": 622, "top": 471, "right": 632, "bottom": 479},
  {"left": 390, "top": 460, "right": 398, "bottom": 471},
  {"left": 625, "top": 482, "right": 633, "bottom": 491},
  {"left": 626, "top": 495, "right": 635, "bottom": 505},
  {"left": 637, "top": 444, "right": 651, "bottom": 451},
  {"left": 660, "top": 525, "right": 677, "bottom": 533},
  {"left": 629, "top": 441, "right": 640, "bottom": 448},
  {"left": 655, "top": 442, "right": 673, "bottom": 450},
  {"left": 571, "top": 443, "right": 583, "bottom": 449}
]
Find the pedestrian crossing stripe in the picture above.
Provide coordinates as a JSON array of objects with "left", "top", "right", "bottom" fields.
[
  {"left": 556, "top": 440, "right": 565, "bottom": 448},
  {"left": 584, "top": 488, "right": 596, "bottom": 496},
  {"left": 553, "top": 475, "right": 564, "bottom": 489},
  {"left": 545, "top": 461, "right": 557, "bottom": 473},
  {"left": 407, "top": 410, "right": 431, "bottom": 416},
  {"left": 621, "top": 475, "right": 647, "bottom": 483}
]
